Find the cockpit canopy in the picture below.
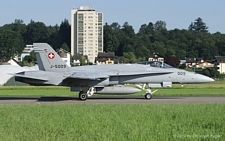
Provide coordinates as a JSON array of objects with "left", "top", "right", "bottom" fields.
[{"left": 137, "top": 61, "right": 174, "bottom": 68}]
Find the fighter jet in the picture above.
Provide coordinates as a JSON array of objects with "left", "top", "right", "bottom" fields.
[{"left": 15, "top": 43, "right": 214, "bottom": 100}]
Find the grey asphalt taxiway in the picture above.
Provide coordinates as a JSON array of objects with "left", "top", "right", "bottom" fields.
[{"left": 0, "top": 95, "right": 225, "bottom": 104}]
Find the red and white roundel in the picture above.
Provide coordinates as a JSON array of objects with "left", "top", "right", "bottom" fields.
[{"left": 48, "top": 52, "right": 55, "bottom": 59}]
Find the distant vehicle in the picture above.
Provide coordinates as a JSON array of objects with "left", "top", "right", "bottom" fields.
[{"left": 14, "top": 43, "right": 214, "bottom": 100}]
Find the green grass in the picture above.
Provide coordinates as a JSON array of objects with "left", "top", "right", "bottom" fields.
[
  {"left": 0, "top": 104, "right": 224, "bottom": 140},
  {"left": 0, "top": 86, "right": 72, "bottom": 96},
  {"left": 172, "top": 80, "right": 225, "bottom": 88}
]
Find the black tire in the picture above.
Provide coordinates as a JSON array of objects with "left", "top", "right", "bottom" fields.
[
  {"left": 145, "top": 93, "right": 152, "bottom": 100},
  {"left": 79, "top": 91, "right": 87, "bottom": 101}
]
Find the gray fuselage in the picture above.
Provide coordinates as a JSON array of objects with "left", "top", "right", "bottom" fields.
[{"left": 16, "top": 64, "right": 214, "bottom": 87}]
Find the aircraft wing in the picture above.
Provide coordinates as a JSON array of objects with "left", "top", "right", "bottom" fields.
[
  {"left": 66, "top": 71, "right": 109, "bottom": 80},
  {"left": 65, "top": 71, "right": 172, "bottom": 81},
  {"left": 118, "top": 71, "right": 173, "bottom": 76}
]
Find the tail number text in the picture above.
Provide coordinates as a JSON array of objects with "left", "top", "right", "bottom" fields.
[{"left": 50, "top": 65, "right": 67, "bottom": 68}]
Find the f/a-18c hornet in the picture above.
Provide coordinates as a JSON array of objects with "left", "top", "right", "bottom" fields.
[{"left": 15, "top": 43, "right": 214, "bottom": 100}]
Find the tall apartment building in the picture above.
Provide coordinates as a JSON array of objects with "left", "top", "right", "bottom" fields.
[{"left": 71, "top": 6, "right": 103, "bottom": 63}]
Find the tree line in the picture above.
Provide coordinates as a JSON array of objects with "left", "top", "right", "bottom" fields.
[
  {"left": 1, "top": 17, "right": 225, "bottom": 64},
  {"left": 0, "top": 19, "right": 71, "bottom": 60}
]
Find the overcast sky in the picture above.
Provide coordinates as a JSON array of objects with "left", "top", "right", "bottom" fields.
[{"left": 0, "top": 0, "right": 224, "bottom": 33}]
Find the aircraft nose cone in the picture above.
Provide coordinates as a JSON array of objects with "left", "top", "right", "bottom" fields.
[
  {"left": 199, "top": 74, "right": 214, "bottom": 83},
  {"left": 208, "top": 77, "right": 214, "bottom": 82}
]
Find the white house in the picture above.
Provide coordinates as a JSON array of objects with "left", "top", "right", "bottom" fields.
[
  {"left": 214, "top": 56, "right": 225, "bottom": 74},
  {"left": 18, "top": 45, "right": 34, "bottom": 62},
  {"left": 58, "top": 49, "right": 71, "bottom": 67}
]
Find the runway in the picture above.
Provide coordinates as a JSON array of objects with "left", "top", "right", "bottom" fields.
[{"left": 0, "top": 95, "right": 225, "bottom": 104}]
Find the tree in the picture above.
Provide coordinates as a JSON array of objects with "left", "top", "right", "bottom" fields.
[
  {"left": 188, "top": 17, "right": 208, "bottom": 32},
  {"left": 110, "top": 22, "right": 121, "bottom": 30},
  {"left": 58, "top": 19, "right": 71, "bottom": 50},
  {"left": 25, "top": 20, "right": 50, "bottom": 44},
  {"left": 2, "top": 18, "right": 225, "bottom": 66},
  {"left": 60, "top": 42, "right": 69, "bottom": 51},
  {"left": 49, "top": 24, "right": 60, "bottom": 49},
  {"left": 2, "top": 19, "right": 26, "bottom": 45},
  {"left": 135, "top": 45, "right": 150, "bottom": 58},
  {"left": 154, "top": 20, "right": 167, "bottom": 31},
  {"left": 104, "top": 23, "right": 117, "bottom": 52},
  {"left": 165, "top": 40, "right": 178, "bottom": 56},
  {"left": 0, "top": 29, "right": 24, "bottom": 58},
  {"left": 120, "top": 35, "right": 134, "bottom": 53},
  {"left": 188, "top": 22, "right": 194, "bottom": 31},
  {"left": 153, "top": 41, "right": 166, "bottom": 56},
  {"left": 147, "top": 22, "right": 155, "bottom": 31},
  {"left": 22, "top": 51, "right": 36, "bottom": 66},
  {"left": 138, "top": 22, "right": 154, "bottom": 35},
  {"left": 202, "top": 69, "right": 210, "bottom": 77},
  {"left": 166, "top": 48, "right": 176, "bottom": 56},
  {"left": 103, "top": 22, "right": 124, "bottom": 55},
  {"left": 210, "top": 67, "right": 220, "bottom": 78},
  {"left": 139, "top": 24, "right": 148, "bottom": 34},
  {"left": 121, "top": 22, "right": 135, "bottom": 38},
  {"left": 123, "top": 52, "right": 137, "bottom": 63},
  {"left": 80, "top": 55, "right": 86, "bottom": 66},
  {"left": 175, "top": 49, "right": 186, "bottom": 60}
]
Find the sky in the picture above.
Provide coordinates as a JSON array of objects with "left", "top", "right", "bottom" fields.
[{"left": 0, "top": 0, "right": 224, "bottom": 33}]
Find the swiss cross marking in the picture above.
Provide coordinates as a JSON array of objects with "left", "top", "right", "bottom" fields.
[{"left": 48, "top": 52, "right": 55, "bottom": 59}]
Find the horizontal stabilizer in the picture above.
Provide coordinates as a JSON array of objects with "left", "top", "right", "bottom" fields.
[
  {"left": 67, "top": 72, "right": 109, "bottom": 80},
  {"left": 14, "top": 74, "right": 48, "bottom": 81}
]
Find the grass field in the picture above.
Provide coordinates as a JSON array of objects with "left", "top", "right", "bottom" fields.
[
  {"left": 0, "top": 81, "right": 225, "bottom": 96},
  {"left": 0, "top": 104, "right": 224, "bottom": 140},
  {"left": 0, "top": 82, "right": 224, "bottom": 140}
]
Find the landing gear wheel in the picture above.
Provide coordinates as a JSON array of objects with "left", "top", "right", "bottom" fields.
[
  {"left": 79, "top": 91, "right": 87, "bottom": 101},
  {"left": 145, "top": 93, "right": 152, "bottom": 100}
]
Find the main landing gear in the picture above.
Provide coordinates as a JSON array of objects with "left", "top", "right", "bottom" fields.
[
  {"left": 79, "top": 91, "right": 87, "bottom": 101},
  {"left": 78, "top": 87, "right": 95, "bottom": 101},
  {"left": 145, "top": 93, "right": 152, "bottom": 100}
]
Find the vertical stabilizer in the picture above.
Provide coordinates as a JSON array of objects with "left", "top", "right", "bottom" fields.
[{"left": 33, "top": 43, "right": 70, "bottom": 72}]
